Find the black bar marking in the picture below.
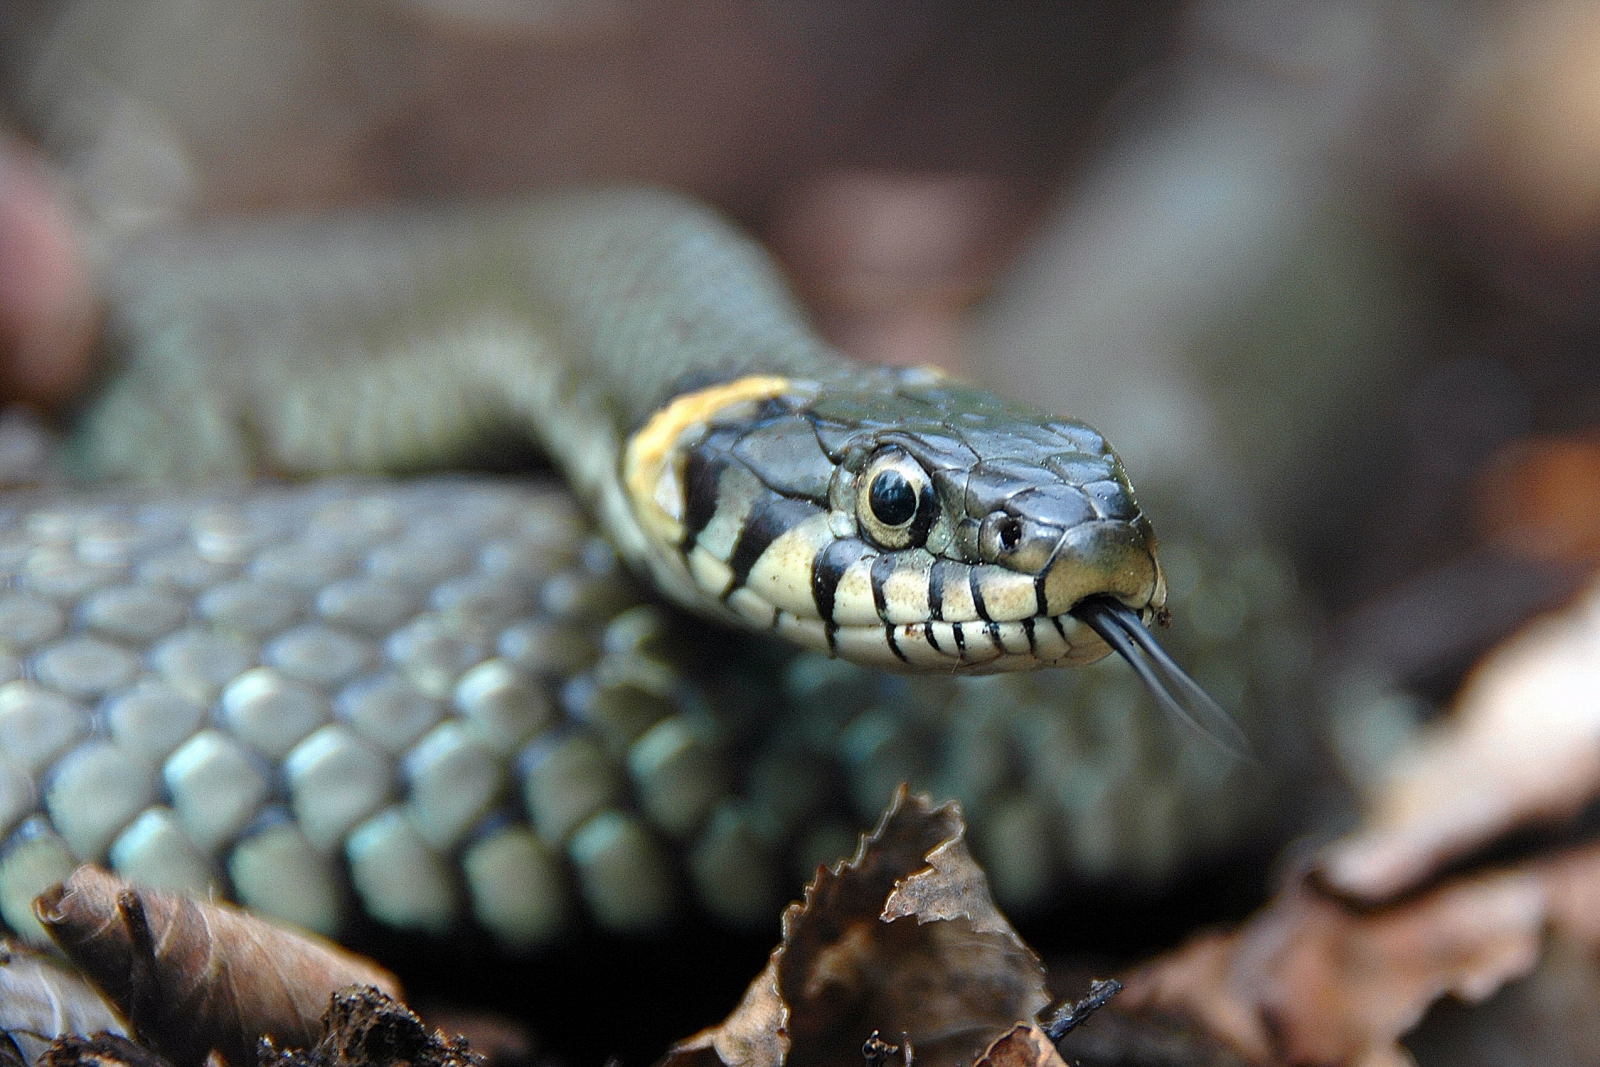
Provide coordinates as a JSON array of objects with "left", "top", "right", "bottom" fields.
[
  {"left": 1030, "top": 534, "right": 1069, "bottom": 618},
  {"left": 923, "top": 621, "right": 941, "bottom": 652},
  {"left": 726, "top": 494, "right": 819, "bottom": 597},
  {"left": 870, "top": 553, "right": 899, "bottom": 623},
  {"left": 952, "top": 620, "right": 968, "bottom": 657},
  {"left": 985, "top": 620, "right": 1002, "bottom": 649},
  {"left": 812, "top": 538, "right": 870, "bottom": 627},
  {"left": 1022, "top": 616, "right": 1037, "bottom": 654},
  {"left": 682, "top": 447, "right": 726, "bottom": 549},
  {"left": 969, "top": 568, "right": 991, "bottom": 622},
  {"left": 884, "top": 624, "right": 910, "bottom": 664},
  {"left": 928, "top": 559, "right": 957, "bottom": 621}
]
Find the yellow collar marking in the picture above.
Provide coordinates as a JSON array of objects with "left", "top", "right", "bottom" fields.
[{"left": 622, "top": 374, "right": 794, "bottom": 546}]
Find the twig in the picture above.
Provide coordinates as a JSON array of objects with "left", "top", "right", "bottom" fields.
[
  {"left": 1043, "top": 978, "right": 1123, "bottom": 1041},
  {"left": 862, "top": 1030, "right": 912, "bottom": 1066}
]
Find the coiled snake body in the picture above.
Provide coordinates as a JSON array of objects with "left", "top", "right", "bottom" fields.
[{"left": 0, "top": 191, "right": 1308, "bottom": 945}]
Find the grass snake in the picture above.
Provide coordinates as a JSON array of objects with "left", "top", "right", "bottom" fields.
[{"left": 0, "top": 189, "right": 1312, "bottom": 946}]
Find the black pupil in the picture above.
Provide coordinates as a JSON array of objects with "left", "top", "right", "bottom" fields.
[{"left": 868, "top": 469, "right": 918, "bottom": 526}]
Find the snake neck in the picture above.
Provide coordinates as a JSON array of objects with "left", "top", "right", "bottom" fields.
[
  {"left": 81, "top": 188, "right": 1171, "bottom": 679},
  {"left": 473, "top": 191, "right": 1168, "bottom": 673},
  {"left": 70, "top": 186, "right": 1239, "bottom": 741},
  {"left": 478, "top": 190, "right": 862, "bottom": 610}
]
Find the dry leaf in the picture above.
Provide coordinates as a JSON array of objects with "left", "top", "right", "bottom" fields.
[
  {"left": 1122, "top": 871, "right": 1548, "bottom": 1065},
  {"left": 1533, "top": 839, "right": 1600, "bottom": 944},
  {"left": 1476, "top": 435, "right": 1600, "bottom": 566},
  {"left": 0, "top": 942, "right": 128, "bottom": 1065},
  {"left": 35, "top": 867, "right": 401, "bottom": 1067},
  {"left": 408, "top": 1008, "right": 533, "bottom": 1067},
  {"left": 1406, "top": 928, "right": 1600, "bottom": 1065},
  {"left": 1117, "top": 583, "right": 1600, "bottom": 1067},
  {"left": 971, "top": 1023, "right": 1067, "bottom": 1067},
  {"left": 664, "top": 787, "right": 1050, "bottom": 1067},
  {"left": 1043, "top": 983, "right": 1247, "bottom": 1067},
  {"left": 38, "top": 1033, "right": 175, "bottom": 1067},
  {"left": 259, "top": 986, "right": 480, "bottom": 1067},
  {"left": 1124, "top": 840, "right": 1600, "bottom": 1066},
  {"left": 1319, "top": 572, "right": 1600, "bottom": 904}
]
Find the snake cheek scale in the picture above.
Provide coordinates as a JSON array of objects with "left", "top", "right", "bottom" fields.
[{"left": 0, "top": 187, "right": 1276, "bottom": 946}]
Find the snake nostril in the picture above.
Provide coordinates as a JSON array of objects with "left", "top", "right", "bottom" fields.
[
  {"left": 978, "top": 513, "right": 1040, "bottom": 566},
  {"left": 997, "top": 516, "right": 1022, "bottom": 552}
]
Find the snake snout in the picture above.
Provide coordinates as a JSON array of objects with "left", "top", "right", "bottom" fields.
[
  {"left": 973, "top": 481, "right": 1100, "bottom": 569},
  {"left": 968, "top": 480, "right": 1161, "bottom": 620},
  {"left": 1036, "top": 518, "right": 1164, "bottom": 619}
]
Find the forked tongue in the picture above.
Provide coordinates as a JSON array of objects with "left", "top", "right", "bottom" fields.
[{"left": 1070, "top": 595, "right": 1252, "bottom": 761}]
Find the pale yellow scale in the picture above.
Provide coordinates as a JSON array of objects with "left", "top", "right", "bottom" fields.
[{"left": 742, "top": 513, "right": 836, "bottom": 619}]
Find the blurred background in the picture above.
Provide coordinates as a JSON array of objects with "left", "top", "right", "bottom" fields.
[
  {"left": 4, "top": 0, "right": 1600, "bottom": 1062},
  {"left": 4, "top": 0, "right": 1598, "bottom": 642}
]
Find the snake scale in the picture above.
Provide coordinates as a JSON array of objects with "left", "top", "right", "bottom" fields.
[{"left": 0, "top": 190, "right": 1315, "bottom": 947}]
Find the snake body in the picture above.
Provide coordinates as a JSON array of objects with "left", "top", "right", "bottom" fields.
[
  {"left": 80, "top": 191, "right": 1165, "bottom": 675},
  {"left": 0, "top": 191, "right": 1311, "bottom": 945}
]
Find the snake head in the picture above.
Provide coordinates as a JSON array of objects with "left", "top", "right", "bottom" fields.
[
  {"left": 830, "top": 393, "right": 1165, "bottom": 629},
  {"left": 622, "top": 368, "right": 1246, "bottom": 754},
  {"left": 622, "top": 369, "right": 1166, "bottom": 673}
]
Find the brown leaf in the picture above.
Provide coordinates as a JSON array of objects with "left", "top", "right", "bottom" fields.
[
  {"left": 34, "top": 867, "right": 401, "bottom": 1067},
  {"left": 972, "top": 1023, "right": 1068, "bottom": 1067},
  {"left": 38, "top": 1033, "right": 175, "bottom": 1067},
  {"left": 1534, "top": 839, "right": 1600, "bottom": 944},
  {"left": 1476, "top": 435, "right": 1600, "bottom": 566},
  {"left": 1120, "top": 570, "right": 1600, "bottom": 1067},
  {"left": 1406, "top": 927, "right": 1600, "bottom": 1064},
  {"left": 1122, "top": 872, "right": 1547, "bottom": 1065},
  {"left": 0, "top": 941, "right": 129, "bottom": 1064},
  {"left": 664, "top": 787, "right": 1050, "bottom": 1067},
  {"left": 407, "top": 1008, "right": 534, "bottom": 1067},
  {"left": 0, "top": 137, "right": 101, "bottom": 409},
  {"left": 1318, "top": 572, "right": 1600, "bottom": 904}
]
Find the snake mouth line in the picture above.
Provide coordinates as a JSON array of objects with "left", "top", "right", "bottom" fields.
[
  {"left": 757, "top": 601, "right": 1112, "bottom": 673},
  {"left": 1070, "top": 595, "right": 1251, "bottom": 759}
]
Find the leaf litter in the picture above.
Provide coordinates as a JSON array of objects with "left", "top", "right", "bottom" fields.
[
  {"left": 7, "top": 793, "right": 1133, "bottom": 1067},
  {"left": 1121, "top": 569, "right": 1600, "bottom": 1065}
]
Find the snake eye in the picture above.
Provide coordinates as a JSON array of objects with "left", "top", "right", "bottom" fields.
[
  {"left": 857, "top": 449, "right": 934, "bottom": 550},
  {"left": 869, "top": 471, "right": 916, "bottom": 525}
]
